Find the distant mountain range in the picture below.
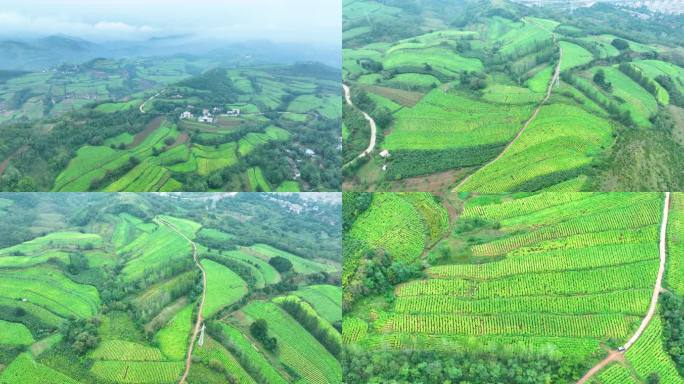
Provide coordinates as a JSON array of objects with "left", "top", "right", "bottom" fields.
[{"left": 0, "top": 34, "right": 341, "bottom": 71}]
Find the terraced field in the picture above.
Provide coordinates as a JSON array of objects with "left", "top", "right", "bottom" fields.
[
  {"left": 343, "top": 0, "right": 684, "bottom": 191},
  {"left": 1, "top": 63, "right": 341, "bottom": 192},
  {"left": 342, "top": 191, "right": 682, "bottom": 383},
  {"left": 0, "top": 193, "right": 342, "bottom": 384}
]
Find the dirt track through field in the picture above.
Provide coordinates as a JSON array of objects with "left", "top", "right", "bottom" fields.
[
  {"left": 576, "top": 192, "right": 671, "bottom": 384},
  {"left": 453, "top": 26, "right": 563, "bottom": 192},
  {"left": 342, "top": 83, "right": 377, "bottom": 169},
  {"left": 158, "top": 218, "right": 206, "bottom": 384}
]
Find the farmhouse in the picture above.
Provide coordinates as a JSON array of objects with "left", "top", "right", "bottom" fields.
[
  {"left": 198, "top": 109, "right": 214, "bottom": 123},
  {"left": 379, "top": 150, "right": 390, "bottom": 158},
  {"left": 180, "top": 111, "right": 194, "bottom": 119},
  {"left": 225, "top": 108, "right": 241, "bottom": 117}
]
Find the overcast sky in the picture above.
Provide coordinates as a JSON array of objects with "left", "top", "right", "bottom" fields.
[{"left": 0, "top": 0, "right": 341, "bottom": 44}]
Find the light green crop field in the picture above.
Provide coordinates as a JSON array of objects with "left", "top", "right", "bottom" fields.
[
  {"left": 223, "top": 249, "right": 282, "bottom": 286},
  {"left": 120, "top": 224, "right": 192, "bottom": 282},
  {"left": 242, "top": 300, "right": 341, "bottom": 384},
  {"left": 191, "top": 337, "right": 256, "bottom": 384},
  {"left": 667, "top": 193, "right": 684, "bottom": 295},
  {"left": 384, "top": 89, "right": 533, "bottom": 151},
  {"left": 343, "top": 2, "right": 684, "bottom": 192},
  {"left": 201, "top": 259, "right": 248, "bottom": 318},
  {"left": 248, "top": 244, "right": 338, "bottom": 274},
  {"left": 559, "top": 41, "right": 594, "bottom": 71},
  {"left": 247, "top": 167, "right": 272, "bottom": 192},
  {"left": 216, "top": 323, "right": 289, "bottom": 384},
  {"left": 460, "top": 103, "right": 613, "bottom": 192},
  {"left": 158, "top": 215, "right": 201, "bottom": 239},
  {"left": 0, "top": 320, "right": 34, "bottom": 345},
  {"left": 90, "top": 340, "right": 164, "bottom": 361},
  {"left": 588, "top": 66, "right": 658, "bottom": 127},
  {"left": 0, "top": 353, "right": 81, "bottom": 384},
  {"left": 0, "top": 193, "right": 340, "bottom": 384},
  {"left": 154, "top": 303, "right": 192, "bottom": 360},
  {"left": 345, "top": 192, "right": 668, "bottom": 376},
  {"left": 275, "top": 181, "right": 301, "bottom": 192},
  {"left": 0, "top": 266, "right": 100, "bottom": 319},
  {"left": 90, "top": 361, "right": 184, "bottom": 383},
  {"left": 293, "top": 285, "right": 342, "bottom": 324},
  {"left": 344, "top": 193, "right": 447, "bottom": 286}
]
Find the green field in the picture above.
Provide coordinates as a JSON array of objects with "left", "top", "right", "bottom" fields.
[
  {"left": 0, "top": 192, "right": 342, "bottom": 384},
  {"left": 343, "top": 191, "right": 682, "bottom": 383},
  {"left": 1, "top": 60, "right": 341, "bottom": 192},
  {"left": 343, "top": 0, "right": 684, "bottom": 191},
  {"left": 201, "top": 259, "right": 248, "bottom": 318}
]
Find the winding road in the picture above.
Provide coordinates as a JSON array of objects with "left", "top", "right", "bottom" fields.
[
  {"left": 453, "top": 26, "right": 563, "bottom": 192},
  {"left": 140, "top": 90, "right": 163, "bottom": 114},
  {"left": 576, "top": 192, "right": 671, "bottom": 384},
  {"left": 158, "top": 218, "right": 207, "bottom": 384},
  {"left": 342, "top": 83, "right": 377, "bottom": 168}
]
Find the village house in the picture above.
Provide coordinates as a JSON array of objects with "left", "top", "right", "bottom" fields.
[
  {"left": 180, "top": 111, "right": 194, "bottom": 119},
  {"left": 225, "top": 108, "right": 241, "bottom": 117},
  {"left": 198, "top": 109, "right": 214, "bottom": 123}
]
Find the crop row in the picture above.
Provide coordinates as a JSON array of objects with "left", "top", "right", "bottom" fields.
[
  {"left": 429, "top": 242, "right": 658, "bottom": 279},
  {"left": 242, "top": 301, "right": 341, "bottom": 384},
  {"left": 382, "top": 312, "right": 637, "bottom": 339},
  {"left": 397, "top": 260, "right": 657, "bottom": 298},
  {"left": 472, "top": 198, "right": 662, "bottom": 256},
  {"left": 394, "top": 289, "right": 651, "bottom": 316}
]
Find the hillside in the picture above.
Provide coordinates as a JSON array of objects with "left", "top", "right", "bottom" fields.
[
  {"left": 342, "top": 191, "right": 684, "bottom": 383},
  {"left": 342, "top": 0, "right": 684, "bottom": 192},
  {"left": 0, "top": 192, "right": 342, "bottom": 384},
  {"left": 0, "top": 62, "right": 341, "bottom": 192}
]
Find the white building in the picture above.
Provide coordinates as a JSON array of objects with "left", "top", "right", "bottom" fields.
[
  {"left": 305, "top": 149, "right": 316, "bottom": 157},
  {"left": 225, "top": 108, "right": 241, "bottom": 116},
  {"left": 180, "top": 111, "right": 194, "bottom": 119},
  {"left": 380, "top": 150, "right": 391, "bottom": 158}
]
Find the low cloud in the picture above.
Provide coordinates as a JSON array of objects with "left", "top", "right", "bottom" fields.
[{"left": 0, "top": 12, "right": 158, "bottom": 41}]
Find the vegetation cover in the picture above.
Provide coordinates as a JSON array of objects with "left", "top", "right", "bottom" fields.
[
  {"left": 342, "top": 0, "right": 684, "bottom": 192},
  {"left": 342, "top": 191, "right": 683, "bottom": 383},
  {"left": 0, "top": 192, "right": 342, "bottom": 383},
  {"left": 0, "top": 57, "right": 341, "bottom": 192}
]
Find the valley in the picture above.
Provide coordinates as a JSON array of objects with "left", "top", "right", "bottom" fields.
[{"left": 0, "top": 192, "right": 342, "bottom": 384}]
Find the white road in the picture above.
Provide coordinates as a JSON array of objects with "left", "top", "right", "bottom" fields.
[
  {"left": 342, "top": 83, "right": 377, "bottom": 168},
  {"left": 576, "top": 192, "right": 671, "bottom": 384}
]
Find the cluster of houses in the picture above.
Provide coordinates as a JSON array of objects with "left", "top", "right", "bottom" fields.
[{"left": 180, "top": 107, "right": 241, "bottom": 123}]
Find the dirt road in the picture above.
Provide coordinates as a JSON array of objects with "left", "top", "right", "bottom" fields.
[
  {"left": 453, "top": 33, "right": 563, "bottom": 192},
  {"left": 158, "top": 218, "right": 207, "bottom": 384},
  {"left": 576, "top": 351, "right": 624, "bottom": 384},
  {"left": 342, "top": 83, "right": 377, "bottom": 168},
  {"left": 576, "top": 192, "right": 671, "bottom": 383}
]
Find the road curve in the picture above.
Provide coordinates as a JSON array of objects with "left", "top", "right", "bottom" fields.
[
  {"left": 140, "top": 90, "right": 162, "bottom": 114},
  {"left": 342, "top": 83, "right": 377, "bottom": 168},
  {"left": 158, "top": 218, "right": 207, "bottom": 384},
  {"left": 453, "top": 34, "right": 563, "bottom": 192},
  {"left": 576, "top": 192, "right": 671, "bottom": 384}
]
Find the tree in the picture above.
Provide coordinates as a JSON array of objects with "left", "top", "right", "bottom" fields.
[
  {"left": 612, "top": 38, "right": 630, "bottom": 51},
  {"left": 647, "top": 373, "right": 660, "bottom": 384},
  {"left": 269, "top": 256, "right": 293, "bottom": 273},
  {"left": 67, "top": 252, "right": 90, "bottom": 274},
  {"left": 250, "top": 319, "right": 277, "bottom": 352},
  {"left": 593, "top": 69, "right": 606, "bottom": 85}
]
